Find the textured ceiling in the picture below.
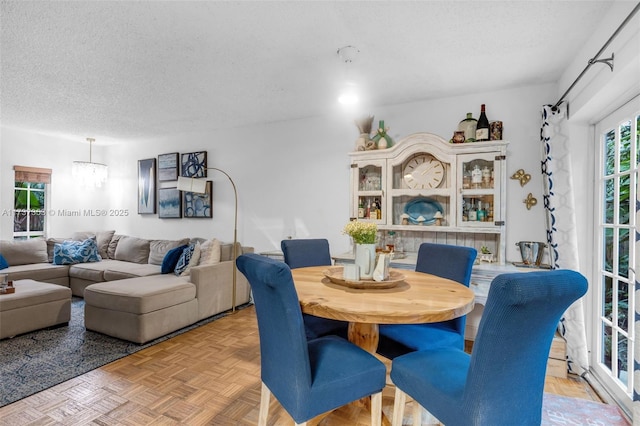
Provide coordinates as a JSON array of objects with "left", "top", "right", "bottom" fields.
[{"left": 0, "top": 1, "right": 617, "bottom": 144}]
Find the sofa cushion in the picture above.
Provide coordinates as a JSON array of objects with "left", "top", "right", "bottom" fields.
[
  {"left": 46, "top": 237, "right": 70, "bottom": 263},
  {"left": 69, "top": 260, "right": 110, "bottom": 282},
  {"left": 0, "top": 239, "right": 48, "bottom": 265},
  {"left": 148, "top": 238, "right": 190, "bottom": 265},
  {"left": 53, "top": 238, "right": 102, "bottom": 265},
  {"left": 199, "top": 238, "right": 221, "bottom": 266},
  {"left": 103, "top": 263, "right": 161, "bottom": 281},
  {"left": 174, "top": 245, "right": 193, "bottom": 275},
  {"left": 107, "top": 234, "right": 122, "bottom": 259},
  {"left": 181, "top": 243, "right": 201, "bottom": 276},
  {"left": 161, "top": 244, "right": 188, "bottom": 274},
  {"left": 1, "top": 263, "right": 69, "bottom": 282},
  {"left": 0, "top": 254, "right": 8, "bottom": 270},
  {"left": 114, "top": 236, "right": 150, "bottom": 264},
  {"left": 68, "top": 259, "right": 161, "bottom": 282},
  {"left": 84, "top": 275, "right": 195, "bottom": 315},
  {"left": 219, "top": 242, "right": 243, "bottom": 262},
  {"left": 175, "top": 243, "right": 201, "bottom": 276},
  {"left": 73, "top": 230, "right": 115, "bottom": 259}
]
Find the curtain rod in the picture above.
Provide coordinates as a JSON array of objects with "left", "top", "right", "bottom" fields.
[{"left": 552, "top": 2, "right": 640, "bottom": 111}]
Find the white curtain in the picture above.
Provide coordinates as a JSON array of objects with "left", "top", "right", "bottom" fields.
[{"left": 540, "top": 104, "right": 589, "bottom": 376}]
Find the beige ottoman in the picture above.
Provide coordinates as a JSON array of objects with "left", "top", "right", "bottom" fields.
[
  {"left": 83, "top": 275, "right": 198, "bottom": 344},
  {"left": 0, "top": 279, "right": 72, "bottom": 339}
]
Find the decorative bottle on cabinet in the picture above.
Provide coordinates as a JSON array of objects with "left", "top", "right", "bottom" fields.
[
  {"left": 476, "top": 104, "right": 490, "bottom": 141},
  {"left": 468, "top": 199, "right": 477, "bottom": 221},
  {"left": 458, "top": 113, "right": 477, "bottom": 142},
  {"left": 471, "top": 164, "right": 482, "bottom": 189},
  {"left": 372, "top": 120, "right": 393, "bottom": 149},
  {"left": 476, "top": 200, "right": 486, "bottom": 222}
]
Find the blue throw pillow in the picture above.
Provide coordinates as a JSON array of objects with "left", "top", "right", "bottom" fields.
[
  {"left": 162, "top": 244, "right": 188, "bottom": 274},
  {"left": 0, "top": 253, "right": 8, "bottom": 270},
  {"left": 53, "top": 237, "right": 102, "bottom": 265},
  {"left": 174, "top": 244, "right": 195, "bottom": 276}
]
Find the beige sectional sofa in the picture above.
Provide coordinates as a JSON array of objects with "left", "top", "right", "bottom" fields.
[{"left": 0, "top": 231, "right": 252, "bottom": 343}]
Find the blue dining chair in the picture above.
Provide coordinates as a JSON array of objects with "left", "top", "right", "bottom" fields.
[
  {"left": 390, "top": 270, "right": 588, "bottom": 426},
  {"left": 377, "top": 242, "right": 477, "bottom": 359},
  {"left": 281, "top": 239, "right": 349, "bottom": 340},
  {"left": 236, "top": 253, "right": 386, "bottom": 426},
  {"left": 281, "top": 238, "right": 332, "bottom": 268}
]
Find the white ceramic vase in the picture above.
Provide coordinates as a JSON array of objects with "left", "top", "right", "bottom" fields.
[
  {"left": 355, "top": 243, "right": 376, "bottom": 280},
  {"left": 355, "top": 133, "right": 369, "bottom": 151}
]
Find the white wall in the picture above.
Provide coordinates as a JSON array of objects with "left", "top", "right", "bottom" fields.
[
  {"left": 0, "top": 128, "right": 112, "bottom": 239},
  {"left": 1, "top": 83, "right": 556, "bottom": 262}
]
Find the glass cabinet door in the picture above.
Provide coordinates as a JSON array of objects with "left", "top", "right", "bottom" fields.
[
  {"left": 457, "top": 153, "right": 503, "bottom": 227},
  {"left": 388, "top": 152, "right": 452, "bottom": 227},
  {"left": 351, "top": 159, "right": 386, "bottom": 223}
]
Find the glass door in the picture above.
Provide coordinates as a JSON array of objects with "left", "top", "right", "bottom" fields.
[
  {"left": 592, "top": 98, "right": 639, "bottom": 413},
  {"left": 457, "top": 153, "right": 503, "bottom": 228},
  {"left": 351, "top": 159, "right": 386, "bottom": 224}
]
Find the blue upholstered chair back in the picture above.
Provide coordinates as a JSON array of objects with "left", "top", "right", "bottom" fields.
[
  {"left": 415, "top": 242, "right": 477, "bottom": 334},
  {"left": 281, "top": 238, "right": 332, "bottom": 269},
  {"left": 415, "top": 242, "right": 477, "bottom": 285},
  {"left": 463, "top": 270, "right": 587, "bottom": 424},
  {"left": 378, "top": 243, "right": 478, "bottom": 359},
  {"left": 280, "top": 238, "right": 348, "bottom": 340},
  {"left": 389, "top": 270, "right": 588, "bottom": 425},
  {"left": 235, "top": 254, "right": 312, "bottom": 410},
  {"left": 237, "top": 253, "right": 386, "bottom": 424}
]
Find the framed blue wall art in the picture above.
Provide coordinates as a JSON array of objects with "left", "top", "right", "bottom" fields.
[
  {"left": 183, "top": 180, "right": 212, "bottom": 218},
  {"left": 158, "top": 187, "right": 182, "bottom": 218},
  {"left": 138, "top": 158, "right": 156, "bottom": 214},
  {"left": 158, "top": 152, "right": 179, "bottom": 182},
  {"left": 181, "top": 151, "right": 207, "bottom": 178}
]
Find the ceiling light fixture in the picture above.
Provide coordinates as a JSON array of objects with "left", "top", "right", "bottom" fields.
[
  {"left": 337, "top": 45, "right": 360, "bottom": 106},
  {"left": 72, "top": 138, "right": 108, "bottom": 188}
]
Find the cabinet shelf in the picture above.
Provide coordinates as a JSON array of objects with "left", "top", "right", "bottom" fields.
[
  {"left": 461, "top": 189, "right": 495, "bottom": 195},
  {"left": 356, "top": 190, "right": 384, "bottom": 196},
  {"left": 378, "top": 224, "right": 503, "bottom": 234},
  {"left": 390, "top": 189, "right": 450, "bottom": 197}
]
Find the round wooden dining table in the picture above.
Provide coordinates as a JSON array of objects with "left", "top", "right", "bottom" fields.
[{"left": 290, "top": 265, "right": 475, "bottom": 353}]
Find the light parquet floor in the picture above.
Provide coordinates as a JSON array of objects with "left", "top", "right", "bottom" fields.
[{"left": 0, "top": 305, "right": 602, "bottom": 425}]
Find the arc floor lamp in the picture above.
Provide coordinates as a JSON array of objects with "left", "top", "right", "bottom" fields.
[{"left": 177, "top": 168, "right": 239, "bottom": 312}]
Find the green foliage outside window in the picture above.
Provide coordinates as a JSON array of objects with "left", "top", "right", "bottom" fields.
[
  {"left": 602, "top": 116, "right": 639, "bottom": 374},
  {"left": 13, "top": 182, "right": 45, "bottom": 235}
]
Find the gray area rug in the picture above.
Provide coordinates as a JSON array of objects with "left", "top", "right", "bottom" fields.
[{"left": 0, "top": 297, "right": 250, "bottom": 407}]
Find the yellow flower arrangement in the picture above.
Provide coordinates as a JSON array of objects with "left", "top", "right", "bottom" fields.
[{"left": 343, "top": 220, "right": 377, "bottom": 244}]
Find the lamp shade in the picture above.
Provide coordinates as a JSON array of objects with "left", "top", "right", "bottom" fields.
[{"left": 177, "top": 176, "right": 207, "bottom": 194}]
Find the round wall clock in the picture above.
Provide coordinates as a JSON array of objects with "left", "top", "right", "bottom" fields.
[{"left": 403, "top": 154, "right": 445, "bottom": 189}]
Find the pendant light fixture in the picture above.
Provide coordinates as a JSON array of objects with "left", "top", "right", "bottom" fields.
[
  {"left": 337, "top": 45, "right": 360, "bottom": 106},
  {"left": 72, "top": 137, "right": 108, "bottom": 188}
]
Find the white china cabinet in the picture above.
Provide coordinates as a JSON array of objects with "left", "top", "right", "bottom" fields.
[{"left": 349, "top": 132, "right": 509, "bottom": 264}]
